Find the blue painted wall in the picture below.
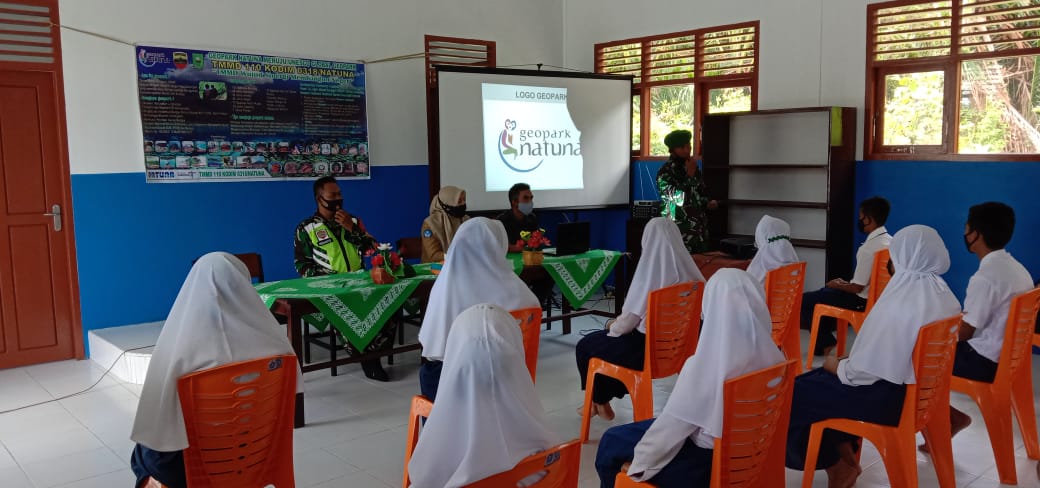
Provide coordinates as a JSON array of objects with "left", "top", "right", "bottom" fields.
[
  {"left": 71, "top": 165, "right": 430, "bottom": 334},
  {"left": 70, "top": 164, "right": 629, "bottom": 343},
  {"left": 855, "top": 161, "right": 1040, "bottom": 301}
]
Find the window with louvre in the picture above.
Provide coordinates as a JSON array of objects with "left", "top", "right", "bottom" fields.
[
  {"left": 866, "top": 0, "right": 1040, "bottom": 159},
  {"left": 595, "top": 21, "right": 758, "bottom": 156},
  {"left": 0, "top": 1, "right": 58, "bottom": 67}
]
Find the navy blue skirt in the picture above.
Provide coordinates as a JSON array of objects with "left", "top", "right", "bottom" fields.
[
  {"left": 130, "top": 444, "right": 185, "bottom": 488},
  {"left": 576, "top": 330, "right": 645, "bottom": 404},
  {"left": 595, "top": 419, "right": 713, "bottom": 488},
  {"left": 785, "top": 369, "right": 906, "bottom": 471}
]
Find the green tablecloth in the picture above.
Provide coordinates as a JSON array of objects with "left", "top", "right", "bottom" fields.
[
  {"left": 256, "top": 251, "right": 621, "bottom": 350},
  {"left": 507, "top": 250, "right": 622, "bottom": 308},
  {"left": 255, "top": 264, "right": 437, "bottom": 350}
]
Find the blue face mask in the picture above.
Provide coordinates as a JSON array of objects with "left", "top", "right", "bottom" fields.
[{"left": 518, "top": 202, "right": 534, "bottom": 216}]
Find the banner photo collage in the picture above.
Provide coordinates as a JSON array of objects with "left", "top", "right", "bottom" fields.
[{"left": 136, "top": 45, "right": 369, "bottom": 182}]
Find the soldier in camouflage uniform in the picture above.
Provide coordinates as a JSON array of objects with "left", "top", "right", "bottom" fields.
[
  {"left": 656, "top": 129, "right": 718, "bottom": 254},
  {"left": 293, "top": 176, "right": 395, "bottom": 381}
]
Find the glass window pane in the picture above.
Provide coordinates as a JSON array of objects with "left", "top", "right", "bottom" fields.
[
  {"left": 882, "top": 71, "right": 944, "bottom": 146},
  {"left": 632, "top": 95, "right": 641, "bottom": 151},
  {"left": 959, "top": 56, "right": 1040, "bottom": 154},
  {"left": 649, "top": 84, "right": 695, "bottom": 156},
  {"left": 708, "top": 86, "right": 751, "bottom": 113}
]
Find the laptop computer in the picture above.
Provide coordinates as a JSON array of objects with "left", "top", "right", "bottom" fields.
[{"left": 547, "top": 222, "right": 590, "bottom": 256}]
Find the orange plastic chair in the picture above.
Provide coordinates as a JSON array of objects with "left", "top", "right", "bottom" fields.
[
  {"left": 805, "top": 249, "right": 892, "bottom": 370},
  {"left": 950, "top": 287, "right": 1040, "bottom": 484},
  {"left": 402, "top": 395, "right": 434, "bottom": 488},
  {"left": 765, "top": 262, "right": 807, "bottom": 371},
  {"left": 464, "top": 440, "right": 582, "bottom": 487},
  {"left": 800, "top": 315, "right": 961, "bottom": 488},
  {"left": 176, "top": 354, "right": 297, "bottom": 488},
  {"left": 579, "top": 281, "right": 705, "bottom": 443},
  {"left": 613, "top": 359, "right": 799, "bottom": 488},
  {"left": 511, "top": 307, "right": 543, "bottom": 383}
]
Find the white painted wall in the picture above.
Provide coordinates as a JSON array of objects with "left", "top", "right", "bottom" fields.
[
  {"left": 562, "top": 0, "right": 885, "bottom": 158},
  {"left": 58, "top": 0, "right": 563, "bottom": 174}
]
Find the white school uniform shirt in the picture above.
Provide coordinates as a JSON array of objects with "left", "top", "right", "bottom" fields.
[
  {"left": 408, "top": 304, "right": 560, "bottom": 488},
  {"left": 418, "top": 217, "right": 539, "bottom": 361},
  {"left": 837, "top": 225, "right": 962, "bottom": 386},
  {"left": 608, "top": 217, "right": 705, "bottom": 337},
  {"left": 850, "top": 226, "right": 892, "bottom": 299},
  {"left": 964, "top": 249, "right": 1034, "bottom": 363},
  {"left": 626, "top": 269, "right": 785, "bottom": 481},
  {"left": 131, "top": 252, "right": 301, "bottom": 452}
]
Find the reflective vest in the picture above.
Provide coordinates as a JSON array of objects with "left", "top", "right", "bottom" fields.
[{"left": 304, "top": 220, "right": 363, "bottom": 273}]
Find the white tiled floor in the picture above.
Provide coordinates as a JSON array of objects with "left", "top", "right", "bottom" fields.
[{"left": 2, "top": 312, "right": 1040, "bottom": 487}]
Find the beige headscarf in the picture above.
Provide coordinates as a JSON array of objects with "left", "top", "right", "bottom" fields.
[{"left": 423, "top": 186, "right": 467, "bottom": 252}]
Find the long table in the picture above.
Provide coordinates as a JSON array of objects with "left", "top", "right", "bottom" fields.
[{"left": 257, "top": 251, "right": 626, "bottom": 427}]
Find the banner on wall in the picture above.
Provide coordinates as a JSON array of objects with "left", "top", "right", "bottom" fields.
[{"left": 136, "top": 45, "right": 369, "bottom": 182}]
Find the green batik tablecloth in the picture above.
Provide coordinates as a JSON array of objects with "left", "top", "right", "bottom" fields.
[
  {"left": 254, "top": 264, "right": 437, "bottom": 350},
  {"left": 507, "top": 250, "right": 622, "bottom": 308}
]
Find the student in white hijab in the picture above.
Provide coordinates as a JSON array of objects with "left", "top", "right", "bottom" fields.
[
  {"left": 420, "top": 185, "right": 468, "bottom": 263},
  {"left": 746, "top": 215, "right": 800, "bottom": 286},
  {"left": 418, "top": 217, "right": 539, "bottom": 401},
  {"left": 575, "top": 217, "right": 705, "bottom": 421},
  {"left": 409, "top": 304, "right": 561, "bottom": 487},
  {"left": 129, "top": 252, "right": 300, "bottom": 488},
  {"left": 784, "top": 225, "right": 961, "bottom": 488},
  {"left": 594, "top": 269, "right": 785, "bottom": 488}
]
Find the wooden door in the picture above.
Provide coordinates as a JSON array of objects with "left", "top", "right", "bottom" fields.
[{"left": 0, "top": 0, "right": 82, "bottom": 368}]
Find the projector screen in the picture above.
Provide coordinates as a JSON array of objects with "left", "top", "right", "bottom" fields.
[{"left": 437, "top": 67, "right": 632, "bottom": 211}]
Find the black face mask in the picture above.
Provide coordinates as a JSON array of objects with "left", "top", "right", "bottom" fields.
[
  {"left": 964, "top": 231, "right": 980, "bottom": 253},
  {"left": 321, "top": 196, "right": 343, "bottom": 212},
  {"left": 856, "top": 217, "right": 869, "bottom": 234},
  {"left": 438, "top": 197, "right": 466, "bottom": 218}
]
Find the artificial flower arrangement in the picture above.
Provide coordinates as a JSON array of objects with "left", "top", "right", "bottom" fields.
[
  {"left": 518, "top": 229, "right": 551, "bottom": 266},
  {"left": 365, "top": 243, "right": 415, "bottom": 284}
]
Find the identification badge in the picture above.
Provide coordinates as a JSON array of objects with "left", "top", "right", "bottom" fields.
[
  {"left": 315, "top": 229, "right": 332, "bottom": 245},
  {"left": 423, "top": 229, "right": 433, "bottom": 238}
]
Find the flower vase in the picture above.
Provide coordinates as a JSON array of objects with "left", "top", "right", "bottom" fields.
[
  {"left": 370, "top": 267, "right": 396, "bottom": 284},
  {"left": 522, "top": 250, "right": 544, "bottom": 266}
]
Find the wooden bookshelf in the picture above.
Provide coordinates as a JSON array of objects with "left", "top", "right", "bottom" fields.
[{"left": 701, "top": 107, "right": 856, "bottom": 289}]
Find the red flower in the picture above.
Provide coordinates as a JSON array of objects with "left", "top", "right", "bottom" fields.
[
  {"left": 364, "top": 249, "right": 376, "bottom": 256},
  {"left": 371, "top": 255, "right": 385, "bottom": 266},
  {"left": 390, "top": 252, "right": 402, "bottom": 267}
]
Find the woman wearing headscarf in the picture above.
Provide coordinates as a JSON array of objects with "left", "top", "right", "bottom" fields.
[
  {"left": 746, "top": 215, "right": 800, "bottom": 286},
  {"left": 129, "top": 252, "right": 301, "bottom": 488},
  {"left": 784, "top": 225, "right": 962, "bottom": 488},
  {"left": 408, "top": 304, "right": 561, "bottom": 487},
  {"left": 421, "top": 186, "right": 468, "bottom": 263},
  {"left": 418, "top": 217, "right": 539, "bottom": 401},
  {"left": 575, "top": 217, "right": 706, "bottom": 421},
  {"left": 594, "top": 269, "right": 786, "bottom": 488}
]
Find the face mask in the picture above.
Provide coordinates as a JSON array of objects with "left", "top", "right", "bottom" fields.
[
  {"left": 518, "top": 202, "right": 534, "bottom": 216},
  {"left": 321, "top": 197, "right": 343, "bottom": 212},
  {"left": 856, "top": 217, "right": 868, "bottom": 234},
  {"left": 964, "top": 231, "right": 980, "bottom": 253},
  {"left": 438, "top": 197, "right": 466, "bottom": 218}
]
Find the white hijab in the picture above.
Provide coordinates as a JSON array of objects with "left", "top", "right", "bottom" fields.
[
  {"left": 610, "top": 217, "right": 705, "bottom": 335},
  {"left": 746, "top": 215, "right": 800, "bottom": 286},
  {"left": 409, "top": 304, "right": 561, "bottom": 487},
  {"left": 419, "top": 217, "right": 539, "bottom": 360},
  {"left": 130, "top": 252, "right": 300, "bottom": 452},
  {"left": 628, "top": 269, "right": 785, "bottom": 480},
  {"left": 841, "top": 225, "right": 962, "bottom": 385}
]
